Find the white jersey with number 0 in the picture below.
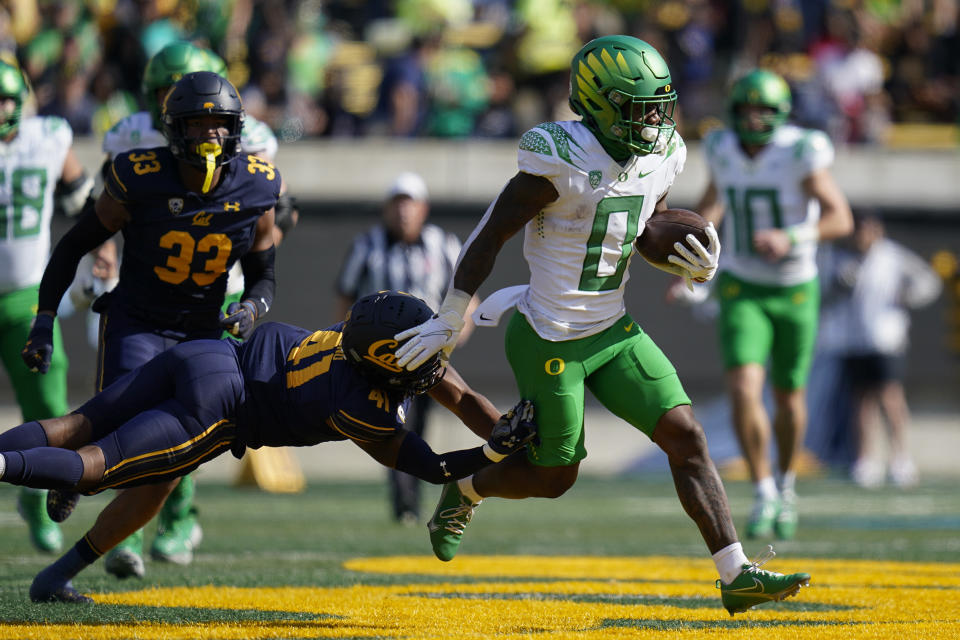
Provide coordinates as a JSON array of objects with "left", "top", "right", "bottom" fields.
[
  {"left": 0, "top": 116, "right": 72, "bottom": 294},
  {"left": 704, "top": 124, "right": 834, "bottom": 286},
  {"left": 473, "top": 120, "right": 685, "bottom": 341}
]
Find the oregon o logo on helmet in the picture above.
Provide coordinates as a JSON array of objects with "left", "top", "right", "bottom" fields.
[{"left": 545, "top": 358, "right": 565, "bottom": 375}]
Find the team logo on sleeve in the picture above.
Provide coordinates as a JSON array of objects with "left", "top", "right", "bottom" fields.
[
  {"left": 168, "top": 198, "right": 184, "bottom": 214},
  {"left": 589, "top": 170, "right": 602, "bottom": 188}
]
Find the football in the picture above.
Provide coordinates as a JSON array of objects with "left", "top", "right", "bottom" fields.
[{"left": 634, "top": 208, "right": 710, "bottom": 268}]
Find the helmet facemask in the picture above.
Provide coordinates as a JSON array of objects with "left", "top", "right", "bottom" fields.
[
  {"left": 161, "top": 71, "right": 244, "bottom": 193},
  {"left": 606, "top": 90, "right": 677, "bottom": 155}
]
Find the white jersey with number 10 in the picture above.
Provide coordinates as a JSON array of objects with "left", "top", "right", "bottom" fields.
[{"left": 704, "top": 124, "right": 834, "bottom": 286}]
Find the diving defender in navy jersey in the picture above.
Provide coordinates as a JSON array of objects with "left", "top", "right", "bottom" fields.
[{"left": 0, "top": 291, "right": 537, "bottom": 603}]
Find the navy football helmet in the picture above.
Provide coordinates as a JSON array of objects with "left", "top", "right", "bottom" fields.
[
  {"left": 161, "top": 71, "right": 244, "bottom": 174},
  {"left": 342, "top": 291, "right": 446, "bottom": 395}
]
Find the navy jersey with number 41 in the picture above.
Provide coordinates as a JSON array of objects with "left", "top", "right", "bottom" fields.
[
  {"left": 103, "top": 146, "right": 280, "bottom": 322},
  {"left": 235, "top": 321, "right": 411, "bottom": 451}
]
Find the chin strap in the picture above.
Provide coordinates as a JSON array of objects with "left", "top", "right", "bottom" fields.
[{"left": 196, "top": 142, "right": 223, "bottom": 193}]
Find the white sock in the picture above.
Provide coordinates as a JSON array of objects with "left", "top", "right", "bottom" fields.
[
  {"left": 778, "top": 471, "right": 797, "bottom": 494},
  {"left": 713, "top": 542, "right": 750, "bottom": 584},
  {"left": 0, "top": 453, "right": 5, "bottom": 480},
  {"left": 756, "top": 476, "right": 779, "bottom": 501},
  {"left": 457, "top": 476, "right": 483, "bottom": 504}
]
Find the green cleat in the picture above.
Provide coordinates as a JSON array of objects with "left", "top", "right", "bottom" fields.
[
  {"left": 427, "top": 483, "right": 480, "bottom": 562},
  {"left": 18, "top": 488, "right": 63, "bottom": 553},
  {"left": 774, "top": 489, "right": 798, "bottom": 540},
  {"left": 718, "top": 545, "right": 811, "bottom": 615},
  {"left": 151, "top": 474, "right": 202, "bottom": 565},
  {"left": 151, "top": 507, "right": 202, "bottom": 565},
  {"left": 104, "top": 529, "right": 145, "bottom": 579},
  {"left": 745, "top": 496, "right": 779, "bottom": 539}
]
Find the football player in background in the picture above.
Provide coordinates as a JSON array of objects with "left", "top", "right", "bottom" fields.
[
  {"left": 689, "top": 69, "right": 852, "bottom": 540},
  {"left": 20, "top": 71, "right": 279, "bottom": 581},
  {"left": 0, "top": 58, "right": 97, "bottom": 555},
  {"left": 0, "top": 291, "right": 537, "bottom": 603},
  {"left": 95, "top": 41, "right": 297, "bottom": 579},
  {"left": 392, "top": 36, "right": 810, "bottom": 615}
]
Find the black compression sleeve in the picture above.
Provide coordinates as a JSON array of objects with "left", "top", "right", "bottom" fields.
[
  {"left": 38, "top": 205, "right": 115, "bottom": 313},
  {"left": 239, "top": 245, "right": 276, "bottom": 316},
  {"left": 393, "top": 432, "right": 492, "bottom": 484},
  {"left": 274, "top": 192, "right": 297, "bottom": 235}
]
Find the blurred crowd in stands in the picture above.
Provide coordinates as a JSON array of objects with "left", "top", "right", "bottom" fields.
[{"left": 2, "top": 0, "right": 957, "bottom": 146}]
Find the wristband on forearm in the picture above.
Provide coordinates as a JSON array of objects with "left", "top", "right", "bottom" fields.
[
  {"left": 786, "top": 223, "right": 819, "bottom": 246},
  {"left": 438, "top": 288, "right": 471, "bottom": 320},
  {"left": 239, "top": 246, "right": 276, "bottom": 314}
]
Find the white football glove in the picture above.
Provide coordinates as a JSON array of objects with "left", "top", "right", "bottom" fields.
[
  {"left": 667, "top": 222, "right": 721, "bottom": 290},
  {"left": 394, "top": 289, "right": 471, "bottom": 370}
]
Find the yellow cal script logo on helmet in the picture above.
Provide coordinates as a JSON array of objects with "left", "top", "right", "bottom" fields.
[{"left": 365, "top": 339, "right": 402, "bottom": 372}]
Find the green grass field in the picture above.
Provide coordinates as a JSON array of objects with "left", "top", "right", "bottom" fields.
[{"left": 1, "top": 475, "right": 958, "bottom": 639}]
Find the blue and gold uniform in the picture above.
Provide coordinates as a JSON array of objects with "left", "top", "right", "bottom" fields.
[
  {"left": 77, "top": 322, "right": 409, "bottom": 492},
  {"left": 97, "top": 147, "right": 280, "bottom": 388}
]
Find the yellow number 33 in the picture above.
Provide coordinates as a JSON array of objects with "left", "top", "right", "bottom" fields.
[
  {"left": 129, "top": 151, "right": 161, "bottom": 176},
  {"left": 247, "top": 155, "right": 275, "bottom": 180}
]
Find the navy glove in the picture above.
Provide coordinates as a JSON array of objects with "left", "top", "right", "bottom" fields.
[
  {"left": 219, "top": 300, "right": 259, "bottom": 340},
  {"left": 484, "top": 399, "right": 537, "bottom": 461},
  {"left": 21, "top": 314, "right": 55, "bottom": 374}
]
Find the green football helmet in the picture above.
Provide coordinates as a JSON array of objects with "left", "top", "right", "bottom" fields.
[
  {"left": 142, "top": 42, "right": 228, "bottom": 127},
  {"left": 0, "top": 60, "right": 28, "bottom": 138},
  {"left": 728, "top": 69, "right": 791, "bottom": 145},
  {"left": 569, "top": 35, "right": 677, "bottom": 157}
]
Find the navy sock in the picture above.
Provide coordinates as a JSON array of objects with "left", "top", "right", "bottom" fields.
[
  {"left": 0, "top": 420, "right": 48, "bottom": 451},
  {"left": 0, "top": 448, "right": 84, "bottom": 488},
  {"left": 34, "top": 536, "right": 103, "bottom": 587}
]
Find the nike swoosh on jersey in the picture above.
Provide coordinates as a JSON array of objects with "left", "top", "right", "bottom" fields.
[
  {"left": 479, "top": 313, "right": 495, "bottom": 322},
  {"left": 624, "top": 322, "right": 635, "bottom": 332}
]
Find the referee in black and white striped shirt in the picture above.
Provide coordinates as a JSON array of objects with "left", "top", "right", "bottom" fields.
[{"left": 335, "top": 172, "right": 476, "bottom": 524}]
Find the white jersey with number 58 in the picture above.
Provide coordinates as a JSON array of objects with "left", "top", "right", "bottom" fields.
[
  {"left": 704, "top": 124, "right": 834, "bottom": 286},
  {"left": 486, "top": 120, "right": 685, "bottom": 341},
  {"left": 0, "top": 116, "right": 72, "bottom": 294}
]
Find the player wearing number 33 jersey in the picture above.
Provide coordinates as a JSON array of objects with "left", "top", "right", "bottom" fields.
[
  {"left": 28, "top": 71, "right": 280, "bottom": 391},
  {"left": 101, "top": 145, "right": 278, "bottom": 328}
]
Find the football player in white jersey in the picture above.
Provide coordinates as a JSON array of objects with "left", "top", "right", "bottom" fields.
[
  {"left": 693, "top": 69, "right": 852, "bottom": 541},
  {"left": 0, "top": 60, "right": 94, "bottom": 554},
  {"left": 393, "top": 36, "right": 811, "bottom": 615},
  {"left": 95, "top": 42, "right": 297, "bottom": 580}
]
